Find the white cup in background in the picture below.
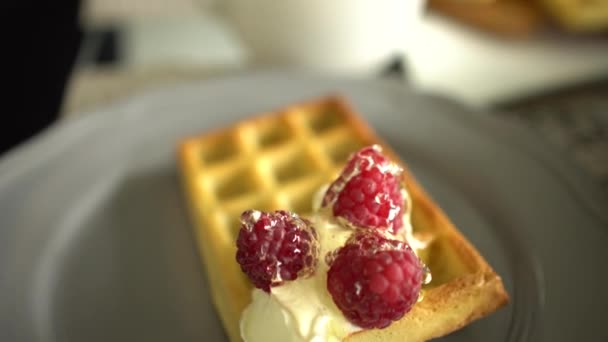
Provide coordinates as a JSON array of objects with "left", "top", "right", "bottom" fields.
[{"left": 219, "top": 0, "right": 426, "bottom": 75}]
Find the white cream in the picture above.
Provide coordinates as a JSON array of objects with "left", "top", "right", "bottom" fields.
[
  {"left": 240, "top": 212, "right": 360, "bottom": 342},
  {"left": 400, "top": 188, "right": 429, "bottom": 254}
]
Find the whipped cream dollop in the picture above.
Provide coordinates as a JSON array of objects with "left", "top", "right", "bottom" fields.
[
  {"left": 240, "top": 211, "right": 360, "bottom": 342},
  {"left": 240, "top": 186, "right": 429, "bottom": 342}
]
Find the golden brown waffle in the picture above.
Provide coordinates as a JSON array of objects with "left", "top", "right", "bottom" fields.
[
  {"left": 429, "top": 0, "right": 608, "bottom": 34},
  {"left": 540, "top": 0, "right": 608, "bottom": 31},
  {"left": 428, "top": 0, "right": 545, "bottom": 37},
  {"left": 178, "top": 96, "right": 508, "bottom": 342}
]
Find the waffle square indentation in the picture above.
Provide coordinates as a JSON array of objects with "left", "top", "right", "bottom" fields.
[
  {"left": 257, "top": 117, "right": 293, "bottom": 149},
  {"left": 215, "top": 167, "right": 260, "bottom": 200},
  {"left": 274, "top": 149, "right": 322, "bottom": 182},
  {"left": 308, "top": 108, "right": 346, "bottom": 134},
  {"left": 328, "top": 136, "right": 366, "bottom": 165},
  {"left": 199, "top": 133, "right": 239, "bottom": 165},
  {"left": 288, "top": 182, "right": 325, "bottom": 216},
  {"left": 422, "top": 237, "right": 468, "bottom": 288}
]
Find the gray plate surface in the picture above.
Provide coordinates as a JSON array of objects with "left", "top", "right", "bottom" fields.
[{"left": 1, "top": 71, "right": 607, "bottom": 342}]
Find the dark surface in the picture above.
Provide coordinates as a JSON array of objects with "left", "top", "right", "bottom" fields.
[{"left": 2, "top": 1, "right": 82, "bottom": 155}]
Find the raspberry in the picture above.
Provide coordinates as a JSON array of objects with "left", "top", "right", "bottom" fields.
[
  {"left": 326, "top": 232, "right": 424, "bottom": 329},
  {"left": 322, "top": 145, "right": 405, "bottom": 234},
  {"left": 236, "top": 210, "right": 318, "bottom": 292}
]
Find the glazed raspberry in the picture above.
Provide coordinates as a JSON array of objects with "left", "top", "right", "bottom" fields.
[
  {"left": 236, "top": 210, "right": 318, "bottom": 292},
  {"left": 326, "top": 232, "right": 424, "bottom": 329},
  {"left": 322, "top": 145, "right": 405, "bottom": 234}
]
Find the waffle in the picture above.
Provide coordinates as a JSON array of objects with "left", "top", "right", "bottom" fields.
[
  {"left": 428, "top": 0, "right": 545, "bottom": 37},
  {"left": 540, "top": 0, "right": 608, "bottom": 31},
  {"left": 429, "top": 0, "right": 608, "bottom": 34},
  {"left": 178, "top": 96, "right": 509, "bottom": 342}
]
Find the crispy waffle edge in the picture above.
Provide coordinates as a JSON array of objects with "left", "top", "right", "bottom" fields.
[{"left": 177, "top": 95, "right": 509, "bottom": 342}]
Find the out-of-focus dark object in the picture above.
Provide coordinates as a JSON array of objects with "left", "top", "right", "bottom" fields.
[
  {"left": 428, "top": 0, "right": 608, "bottom": 36},
  {"left": 1, "top": 1, "right": 82, "bottom": 155},
  {"left": 81, "top": 28, "right": 120, "bottom": 65}
]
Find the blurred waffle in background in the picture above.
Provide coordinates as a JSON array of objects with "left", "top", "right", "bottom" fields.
[
  {"left": 428, "top": 0, "right": 608, "bottom": 36},
  {"left": 428, "top": 0, "right": 545, "bottom": 37},
  {"left": 542, "top": 0, "right": 608, "bottom": 31}
]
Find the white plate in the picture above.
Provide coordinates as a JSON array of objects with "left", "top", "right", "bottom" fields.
[{"left": 1, "top": 71, "right": 607, "bottom": 342}]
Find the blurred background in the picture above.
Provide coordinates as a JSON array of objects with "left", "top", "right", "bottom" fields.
[{"left": 3, "top": 0, "right": 608, "bottom": 193}]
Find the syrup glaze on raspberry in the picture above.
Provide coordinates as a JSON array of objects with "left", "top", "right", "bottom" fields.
[
  {"left": 322, "top": 145, "right": 405, "bottom": 234},
  {"left": 236, "top": 210, "right": 319, "bottom": 292},
  {"left": 326, "top": 232, "right": 424, "bottom": 329}
]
